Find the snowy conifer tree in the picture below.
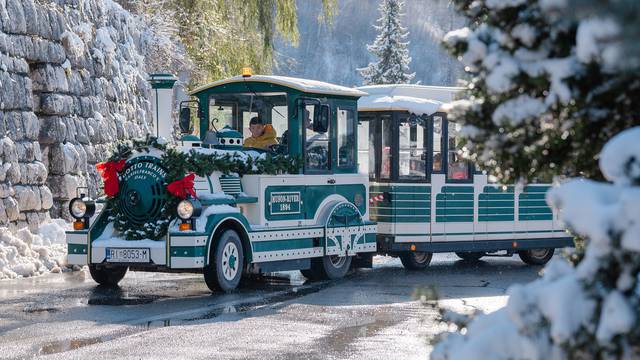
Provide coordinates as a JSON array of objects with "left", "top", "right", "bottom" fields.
[
  {"left": 358, "top": 0, "right": 415, "bottom": 85},
  {"left": 432, "top": 1, "right": 640, "bottom": 359},
  {"left": 441, "top": 0, "right": 640, "bottom": 184}
]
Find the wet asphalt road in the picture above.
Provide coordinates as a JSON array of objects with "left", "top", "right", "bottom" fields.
[{"left": 0, "top": 253, "right": 544, "bottom": 359}]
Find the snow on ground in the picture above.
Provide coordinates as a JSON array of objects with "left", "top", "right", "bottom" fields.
[{"left": 0, "top": 220, "right": 70, "bottom": 280}]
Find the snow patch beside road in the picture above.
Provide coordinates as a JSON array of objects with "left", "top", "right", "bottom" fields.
[{"left": 0, "top": 220, "right": 69, "bottom": 280}]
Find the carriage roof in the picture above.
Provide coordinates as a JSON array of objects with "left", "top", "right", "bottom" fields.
[
  {"left": 356, "top": 84, "right": 463, "bottom": 116},
  {"left": 190, "top": 75, "right": 368, "bottom": 98}
]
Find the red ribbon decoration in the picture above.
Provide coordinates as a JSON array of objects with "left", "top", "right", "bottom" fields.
[
  {"left": 96, "top": 160, "right": 126, "bottom": 197},
  {"left": 167, "top": 173, "right": 197, "bottom": 199}
]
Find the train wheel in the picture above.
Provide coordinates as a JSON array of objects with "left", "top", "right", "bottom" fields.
[
  {"left": 518, "top": 248, "right": 554, "bottom": 265},
  {"left": 204, "top": 229, "right": 244, "bottom": 293},
  {"left": 303, "top": 255, "right": 352, "bottom": 280},
  {"left": 400, "top": 252, "right": 433, "bottom": 270},
  {"left": 455, "top": 252, "right": 484, "bottom": 262},
  {"left": 89, "top": 265, "right": 127, "bottom": 287}
]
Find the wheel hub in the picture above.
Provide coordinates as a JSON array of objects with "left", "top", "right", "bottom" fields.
[{"left": 222, "top": 242, "right": 239, "bottom": 281}]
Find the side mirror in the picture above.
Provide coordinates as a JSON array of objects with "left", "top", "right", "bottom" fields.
[
  {"left": 313, "top": 105, "right": 330, "bottom": 133},
  {"left": 179, "top": 107, "right": 191, "bottom": 133}
]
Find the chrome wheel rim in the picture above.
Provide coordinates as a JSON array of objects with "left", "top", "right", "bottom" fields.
[
  {"left": 329, "top": 255, "right": 347, "bottom": 268},
  {"left": 412, "top": 252, "right": 430, "bottom": 264},
  {"left": 222, "top": 242, "right": 239, "bottom": 281}
]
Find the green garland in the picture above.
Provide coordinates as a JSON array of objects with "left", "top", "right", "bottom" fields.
[{"left": 104, "top": 136, "right": 302, "bottom": 240}]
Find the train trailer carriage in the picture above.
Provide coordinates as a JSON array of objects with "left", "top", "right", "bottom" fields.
[
  {"left": 356, "top": 84, "right": 573, "bottom": 269},
  {"left": 66, "top": 72, "right": 377, "bottom": 292}
]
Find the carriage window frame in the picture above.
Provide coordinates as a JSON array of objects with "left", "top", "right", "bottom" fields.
[
  {"left": 443, "top": 114, "right": 474, "bottom": 183},
  {"left": 336, "top": 106, "right": 357, "bottom": 171},
  {"left": 363, "top": 111, "right": 432, "bottom": 183},
  {"left": 397, "top": 114, "right": 431, "bottom": 182},
  {"left": 302, "top": 100, "right": 332, "bottom": 175},
  {"left": 357, "top": 115, "right": 376, "bottom": 179}
]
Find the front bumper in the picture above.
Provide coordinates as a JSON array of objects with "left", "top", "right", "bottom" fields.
[{"left": 65, "top": 230, "right": 209, "bottom": 269}]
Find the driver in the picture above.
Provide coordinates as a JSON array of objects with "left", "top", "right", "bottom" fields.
[{"left": 244, "top": 116, "right": 277, "bottom": 150}]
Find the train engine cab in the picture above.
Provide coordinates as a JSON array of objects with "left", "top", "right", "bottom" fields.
[{"left": 356, "top": 84, "right": 573, "bottom": 269}]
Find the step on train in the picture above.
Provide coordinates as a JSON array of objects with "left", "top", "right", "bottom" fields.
[{"left": 65, "top": 70, "right": 573, "bottom": 291}]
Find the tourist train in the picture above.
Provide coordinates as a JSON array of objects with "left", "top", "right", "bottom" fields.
[{"left": 65, "top": 71, "right": 573, "bottom": 291}]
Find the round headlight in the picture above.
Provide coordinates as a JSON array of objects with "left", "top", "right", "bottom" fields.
[
  {"left": 70, "top": 198, "right": 87, "bottom": 218},
  {"left": 68, "top": 196, "right": 96, "bottom": 220},
  {"left": 177, "top": 200, "right": 195, "bottom": 220}
]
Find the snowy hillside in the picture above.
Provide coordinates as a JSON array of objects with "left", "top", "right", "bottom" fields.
[{"left": 274, "top": 0, "right": 465, "bottom": 87}]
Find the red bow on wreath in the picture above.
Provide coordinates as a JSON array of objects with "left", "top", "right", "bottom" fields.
[
  {"left": 167, "top": 173, "right": 197, "bottom": 199},
  {"left": 96, "top": 160, "right": 126, "bottom": 197}
]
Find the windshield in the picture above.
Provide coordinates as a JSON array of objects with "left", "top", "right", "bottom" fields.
[{"left": 208, "top": 92, "right": 288, "bottom": 142}]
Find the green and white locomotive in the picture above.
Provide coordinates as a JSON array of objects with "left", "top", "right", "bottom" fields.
[
  {"left": 356, "top": 84, "right": 573, "bottom": 269},
  {"left": 66, "top": 72, "right": 377, "bottom": 292}
]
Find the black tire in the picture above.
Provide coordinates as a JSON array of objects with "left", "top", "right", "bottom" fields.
[
  {"left": 204, "top": 229, "right": 244, "bottom": 293},
  {"left": 455, "top": 252, "right": 484, "bottom": 262},
  {"left": 89, "top": 264, "right": 127, "bottom": 287},
  {"left": 303, "top": 255, "right": 352, "bottom": 280},
  {"left": 399, "top": 252, "right": 433, "bottom": 270},
  {"left": 518, "top": 248, "right": 555, "bottom": 265}
]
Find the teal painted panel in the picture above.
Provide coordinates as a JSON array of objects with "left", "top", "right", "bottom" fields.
[
  {"left": 170, "top": 246, "right": 206, "bottom": 257},
  {"left": 384, "top": 216, "right": 430, "bottom": 223},
  {"left": 519, "top": 214, "right": 553, "bottom": 221},
  {"left": 390, "top": 193, "right": 429, "bottom": 201},
  {"left": 436, "top": 193, "right": 474, "bottom": 201},
  {"left": 519, "top": 200, "right": 548, "bottom": 207},
  {"left": 483, "top": 186, "right": 515, "bottom": 193},
  {"left": 523, "top": 186, "right": 551, "bottom": 192},
  {"left": 519, "top": 193, "right": 546, "bottom": 200},
  {"left": 252, "top": 238, "right": 314, "bottom": 252},
  {"left": 520, "top": 207, "right": 552, "bottom": 214},
  {"left": 479, "top": 215, "right": 515, "bottom": 222},
  {"left": 478, "top": 200, "right": 515, "bottom": 208},
  {"left": 68, "top": 244, "right": 87, "bottom": 254},
  {"left": 479, "top": 207, "right": 514, "bottom": 215},
  {"left": 436, "top": 200, "right": 473, "bottom": 208},
  {"left": 392, "top": 200, "right": 431, "bottom": 207},
  {"left": 436, "top": 207, "right": 473, "bottom": 215},
  {"left": 436, "top": 215, "right": 474, "bottom": 222},
  {"left": 479, "top": 193, "right": 514, "bottom": 200},
  {"left": 441, "top": 186, "right": 474, "bottom": 193}
]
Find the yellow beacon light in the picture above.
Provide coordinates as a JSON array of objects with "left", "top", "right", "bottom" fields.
[{"left": 241, "top": 67, "right": 253, "bottom": 77}]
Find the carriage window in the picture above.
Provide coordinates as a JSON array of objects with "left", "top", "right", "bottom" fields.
[
  {"left": 357, "top": 118, "right": 374, "bottom": 177},
  {"left": 447, "top": 120, "right": 471, "bottom": 180},
  {"left": 305, "top": 104, "right": 330, "bottom": 172},
  {"left": 271, "top": 105, "right": 288, "bottom": 142},
  {"left": 209, "top": 102, "right": 235, "bottom": 130},
  {"left": 380, "top": 115, "right": 393, "bottom": 179},
  {"left": 433, "top": 115, "right": 443, "bottom": 172},
  {"left": 399, "top": 116, "right": 428, "bottom": 179},
  {"left": 337, "top": 108, "right": 356, "bottom": 168}
]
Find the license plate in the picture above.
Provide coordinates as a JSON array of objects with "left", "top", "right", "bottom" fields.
[{"left": 106, "top": 248, "right": 150, "bottom": 263}]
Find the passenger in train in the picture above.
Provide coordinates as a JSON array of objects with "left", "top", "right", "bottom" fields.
[{"left": 244, "top": 116, "right": 278, "bottom": 150}]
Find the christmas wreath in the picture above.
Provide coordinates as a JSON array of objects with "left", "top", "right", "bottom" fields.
[{"left": 97, "top": 136, "right": 302, "bottom": 240}]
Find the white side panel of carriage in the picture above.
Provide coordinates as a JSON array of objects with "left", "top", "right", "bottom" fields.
[
  {"left": 430, "top": 175, "right": 446, "bottom": 242},
  {"left": 517, "top": 185, "right": 554, "bottom": 239},
  {"left": 241, "top": 173, "right": 370, "bottom": 228}
]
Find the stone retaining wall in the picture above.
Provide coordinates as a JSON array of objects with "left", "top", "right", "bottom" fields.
[{"left": 0, "top": 0, "right": 154, "bottom": 231}]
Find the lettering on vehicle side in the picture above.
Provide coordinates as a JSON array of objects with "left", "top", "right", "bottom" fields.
[
  {"left": 122, "top": 161, "right": 167, "bottom": 182},
  {"left": 269, "top": 191, "right": 302, "bottom": 215}
]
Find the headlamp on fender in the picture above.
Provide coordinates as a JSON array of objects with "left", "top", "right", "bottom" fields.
[
  {"left": 69, "top": 192, "right": 96, "bottom": 230},
  {"left": 177, "top": 198, "right": 202, "bottom": 231}
]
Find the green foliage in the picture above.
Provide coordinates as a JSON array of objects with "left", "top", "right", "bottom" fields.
[
  {"left": 103, "top": 135, "right": 302, "bottom": 240},
  {"left": 129, "top": 0, "right": 335, "bottom": 85}
]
